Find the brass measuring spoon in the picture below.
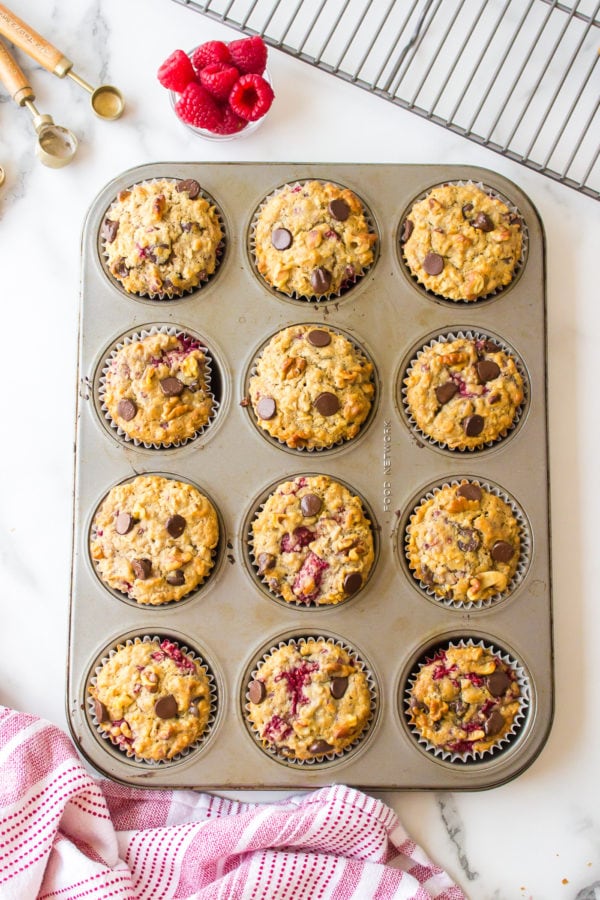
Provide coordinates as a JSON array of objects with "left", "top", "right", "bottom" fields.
[
  {"left": 0, "top": 3, "right": 124, "bottom": 120},
  {"left": 0, "top": 38, "right": 77, "bottom": 167}
]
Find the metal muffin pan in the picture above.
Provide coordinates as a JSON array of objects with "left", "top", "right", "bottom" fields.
[{"left": 68, "top": 162, "right": 553, "bottom": 790}]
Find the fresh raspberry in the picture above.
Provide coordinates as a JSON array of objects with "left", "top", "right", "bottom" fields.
[
  {"left": 199, "top": 62, "right": 240, "bottom": 101},
  {"left": 211, "top": 104, "right": 247, "bottom": 135},
  {"left": 174, "top": 82, "right": 224, "bottom": 132},
  {"left": 228, "top": 35, "right": 268, "bottom": 75},
  {"left": 157, "top": 49, "right": 196, "bottom": 92},
  {"left": 229, "top": 73, "right": 274, "bottom": 121},
  {"left": 191, "top": 40, "right": 231, "bottom": 73}
]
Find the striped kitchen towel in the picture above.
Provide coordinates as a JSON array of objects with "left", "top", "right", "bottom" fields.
[{"left": 0, "top": 706, "right": 465, "bottom": 899}]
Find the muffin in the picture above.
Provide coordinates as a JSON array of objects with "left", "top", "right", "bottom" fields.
[
  {"left": 401, "top": 183, "right": 523, "bottom": 301},
  {"left": 90, "top": 637, "right": 213, "bottom": 761},
  {"left": 101, "top": 178, "right": 223, "bottom": 297},
  {"left": 90, "top": 474, "right": 219, "bottom": 604},
  {"left": 251, "top": 475, "right": 375, "bottom": 605},
  {"left": 247, "top": 324, "right": 374, "bottom": 449},
  {"left": 253, "top": 180, "right": 377, "bottom": 297},
  {"left": 101, "top": 330, "right": 214, "bottom": 446},
  {"left": 246, "top": 638, "right": 372, "bottom": 760},
  {"left": 406, "top": 481, "right": 520, "bottom": 604},
  {"left": 406, "top": 642, "right": 523, "bottom": 757},
  {"left": 404, "top": 335, "right": 524, "bottom": 449}
]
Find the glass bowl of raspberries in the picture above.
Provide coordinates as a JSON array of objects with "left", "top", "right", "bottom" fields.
[{"left": 158, "top": 36, "right": 274, "bottom": 140}]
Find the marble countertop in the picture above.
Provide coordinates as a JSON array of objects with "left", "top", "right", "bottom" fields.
[{"left": 1, "top": 0, "right": 598, "bottom": 896}]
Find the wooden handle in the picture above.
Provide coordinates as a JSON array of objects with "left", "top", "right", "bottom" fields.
[
  {"left": 0, "top": 3, "right": 70, "bottom": 75},
  {"left": 0, "top": 37, "right": 33, "bottom": 105}
]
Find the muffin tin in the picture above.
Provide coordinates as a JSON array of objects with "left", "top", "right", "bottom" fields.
[{"left": 68, "top": 162, "right": 553, "bottom": 790}]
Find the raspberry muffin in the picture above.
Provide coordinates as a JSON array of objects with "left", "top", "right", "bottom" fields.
[
  {"left": 90, "top": 637, "right": 213, "bottom": 761},
  {"left": 247, "top": 324, "right": 374, "bottom": 449},
  {"left": 404, "top": 335, "right": 524, "bottom": 449},
  {"left": 401, "top": 183, "right": 523, "bottom": 301},
  {"left": 251, "top": 475, "right": 375, "bottom": 605},
  {"left": 246, "top": 638, "right": 372, "bottom": 760},
  {"left": 101, "top": 178, "right": 223, "bottom": 297},
  {"left": 253, "top": 181, "right": 376, "bottom": 297},
  {"left": 406, "top": 481, "right": 520, "bottom": 604},
  {"left": 90, "top": 474, "right": 219, "bottom": 604}
]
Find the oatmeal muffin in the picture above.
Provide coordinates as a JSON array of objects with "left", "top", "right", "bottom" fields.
[
  {"left": 251, "top": 475, "right": 374, "bottom": 605},
  {"left": 406, "top": 481, "right": 520, "bottom": 603},
  {"left": 407, "top": 643, "right": 522, "bottom": 757},
  {"left": 102, "top": 331, "right": 214, "bottom": 445},
  {"left": 247, "top": 324, "right": 374, "bottom": 449},
  {"left": 101, "top": 178, "right": 223, "bottom": 297},
  {"left": 91, "top": 474, "right": 219, "bottom": 604},
  {"left": 253, "top": 181, "right": 376, "bottom": 297},
  {"left": 246, "top": 638, "right": 372, "bottom": 760},
  {"left": 90, "top": 637, "right": 212, "bottom": 761},
  {"left": 401, "top": 183, "right": 523, "bottom": 301},
  {"left": 404, "top": 336, "right": 524, "bottom": 449}
]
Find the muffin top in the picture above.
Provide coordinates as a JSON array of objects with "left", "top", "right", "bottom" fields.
[
  {"left": 102, "top": 178, "right": 223, "bottom": 297},
  {"left": 251, "top": 474, "right": 374, "bottom": 605},
  {"left": 247, "top": 324, "right": 374, "bottom": 450},
  {"left": 253, "top": 180, "right": 376, "bottom": 297},
  {"left": 406, "top": 481, "right": 520, "bottom": 603},
  {"left": 401, "top": 183, "right": 523, "bottom": 301},
  {"left": 404, "top": 336, "right": 524, "bottom": 449}
]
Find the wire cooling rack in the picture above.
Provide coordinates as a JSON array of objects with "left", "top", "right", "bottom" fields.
[{"left": 171, "top": 0, "right": 600, "bottom": 200}]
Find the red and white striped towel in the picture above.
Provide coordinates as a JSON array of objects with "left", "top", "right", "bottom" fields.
[{"left": 0, "top": 706, "right": 465, "bottom": 900}]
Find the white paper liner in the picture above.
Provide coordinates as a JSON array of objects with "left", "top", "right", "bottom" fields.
[
  {"left": 244, "top": 635, "right": 378, "bottom": 766},
  {"left": 404, "top": 478, "right": 531, "bottom": 611},
  {"left": 88, "top": 634, "right": 218, "bottom": 766},
  {"left": 404, "top": 638, "right": 530, "bottom": 763},
  {"left": 100, "top": 177, "right": 226, "bottom": 300},
  {"left": 401, "top": 329, "right": 528, "bottom": 452},
  {"left": 98, "top": 325, "right": 219, "bottom": 449},
  {"left": 400, "top": 180, "right": 529, "bottom": 304},
  {"left": 249, "top": 180, "right": 378, "bottom": 302}
]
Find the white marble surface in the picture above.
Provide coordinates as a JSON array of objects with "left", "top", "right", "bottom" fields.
[{"left": 1, "top": 1, "right": 599, "bottom": 897}]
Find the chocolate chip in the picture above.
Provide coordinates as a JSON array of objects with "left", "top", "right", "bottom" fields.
[
  {"left": 483, "top": 340, "right": 500, "bottom": 353},
  {"left": 476, "top": 360, "right": 501, "bottom": 383},
  {"left": 310, "top": 266, "right": 332, "bottom": 294},
  {"left": 461, "top": 202, "right": 474, "bottom": 219},
  {"left": 300, "top": 493, "right": 322, "bottom": 517},
  {"left": 154, "top": 694, "right": 178, "bottom": 719},
  {"left": 132, "top": 558, "right": 152, "bottom": 580},
  {"left": 271, "top": 227, "right": 293, "bottom": 250},
  {"left": 166, "top": 514, "right": 186, "bottom": 538},
  {"left": 181, "top": 221, "right": 193, "bottom": 232},
  {"left": 176, "top": 179, "right": 201, "bottom": 199},
  {"left": 160, "top": 376, "right": 184, "bottom": 397},
  {"left": 117, "top": 398, "right": 137, "bottom": 421},
  {"left": 491, "top": 540, "right": 515, "bottom": 563},
  {"left": 400, "top": 218, "right": 414, "bottom": 242},
  {"left": 166, "top": 569, "right": 185, "bottom": 586},
  {"left": 256, "top": 397, "right": 276, "bottom": 420},
  {"left": 307, "top": 329, "right": 331, "bottom": 347},
  {"left": 330, "top": 677, "right": 349, "bottom": 699},
  {"left": 462, "top": 414, "right": 484, "bottom": 436},
  {"left": 484, "top": 709, "right": 505, "bottom": 737},
  {"left": 114, "top": 259, "right": 128, "bottom": 278},
  {"left": 487, "top": 670, "right": 511, "bottom": 697},
  {"left": 94, "top": 699, "right": 109, "bottom": 722},
  {"left": 472, "top": 212, "right": 494, "bottom": 232},
  {"left": 257, "top": 552, "right": 275, "bottom": 574},
  {"left": 343, "top": 572, "right": 362, "bottom": 594},
  {"left": 329, "top": 198, "right": 350, "bottom": 221},
  {"left": 423, "top": 252, "right": 444, "bottom": 276},
  {"left": 435, "top": 382, "right": 458, "bottom": 405},
  {"left": 488, "top": 393, "right": 501, "bottom": 404},
  {"left": 248, "top": 680, "right": 266, "bottom": 704},
  {"left": 101, "top": 217, "right": 119, "bottom": 243},
  {"left": 456, "top": 527, "right": 480, "bottom": 553},
  {"left": 308, "top": 740, "right": 333, "bottom": 755},
  {"left": 313, "top": 392, "right": 339, "bottom": 416},
  {"left": 456, "top": 483, "right": 482, "bottom": 502},
  {"left": 115, "top": 512, "right": 135, "bottom": 535}
]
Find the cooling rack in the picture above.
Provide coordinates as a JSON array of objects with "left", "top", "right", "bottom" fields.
[{"left": 171, "top": 0, "right": 600, "bottom": 201}]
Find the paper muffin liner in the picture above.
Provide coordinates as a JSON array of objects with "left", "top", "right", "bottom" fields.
[
  {"left": 245, "top": 474, "right": 378, "bottom": 609},
  {"left": 97, "top": 324, "right": 219, "bottom": 450},
  {"left": 249, "top": 180, "right": 378, "bottom": 302},
  {"left": 243, "top": 323, "right": 378, "bottom": 453},
  {"left": 399, "top": 180, "right": 529, "bottom": 304},
  {"left": 244, "top": 634, "right": 378, "bottom": 767},
  {"left": 99, "top": 177, "right": 226, "bottom": 300},
  {"left": 403, "top": 637, "right": 530, "bottom": 764},
  {"left": 404, "top": 478, "right": 531, "bottom": 611},
  {"left": 87, "top": 634, "right": 218, "bottom": 766},
  {"left": 400, "top": 329, "right": 528, "bottom": 452}
]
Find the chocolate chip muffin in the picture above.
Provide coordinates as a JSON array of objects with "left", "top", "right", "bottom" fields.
[
  {"left": 406, "top": 643, "right": 523, "bottom": 757},
  {"left": 253, "top": 181, "right": 377, "bottom": 298},
  {"left": 406, "top": 481, "right": 520, "bottom": 604},
  {"left": 246, "top": 638, "right": 373, "bottom": 761},
  {"left": 101, "top": 331, "right": 214, "bottom": 445},
  {"left": 247, "top": 324, "right": 374, "bottom": 450},
  {"left": 90, "top": 637, "right": 212, "bottom": 761},
  {"left": 251, "top": 475, "right": 375, "bottom": 605},
  {"left": 90, "top": 474, "right": 219, "bottom": 604},
  {"left": 404, "top": 336, "right": 524, "bottom": 449},
  {"left": 401, "top": 183, "right": 523, "bottom": 301},
  {"left": 101, "top": 178, "right": 223, "bottom": 297}
]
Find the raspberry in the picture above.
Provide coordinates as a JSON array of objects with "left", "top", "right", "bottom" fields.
[
  {"left": 191, "top": 40, "right": 231, "bottom": 73},
  {"left": 228, "top": 35, "right": 268, "bottom": 75},
  {"left": 199, "top": 62, "right": 240, "bottom": 101},
  {"left": 157, "top": 49, "right": 197, "bottom": 92},
  {"left": 174, "top": 82, "right": 224, "bottom": 132},
  {"left": 229, "top": 73, "right": 274, "bottom": 121},
  {"left": 211, "top": 105, "right": 247, "bottom": 135}
]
